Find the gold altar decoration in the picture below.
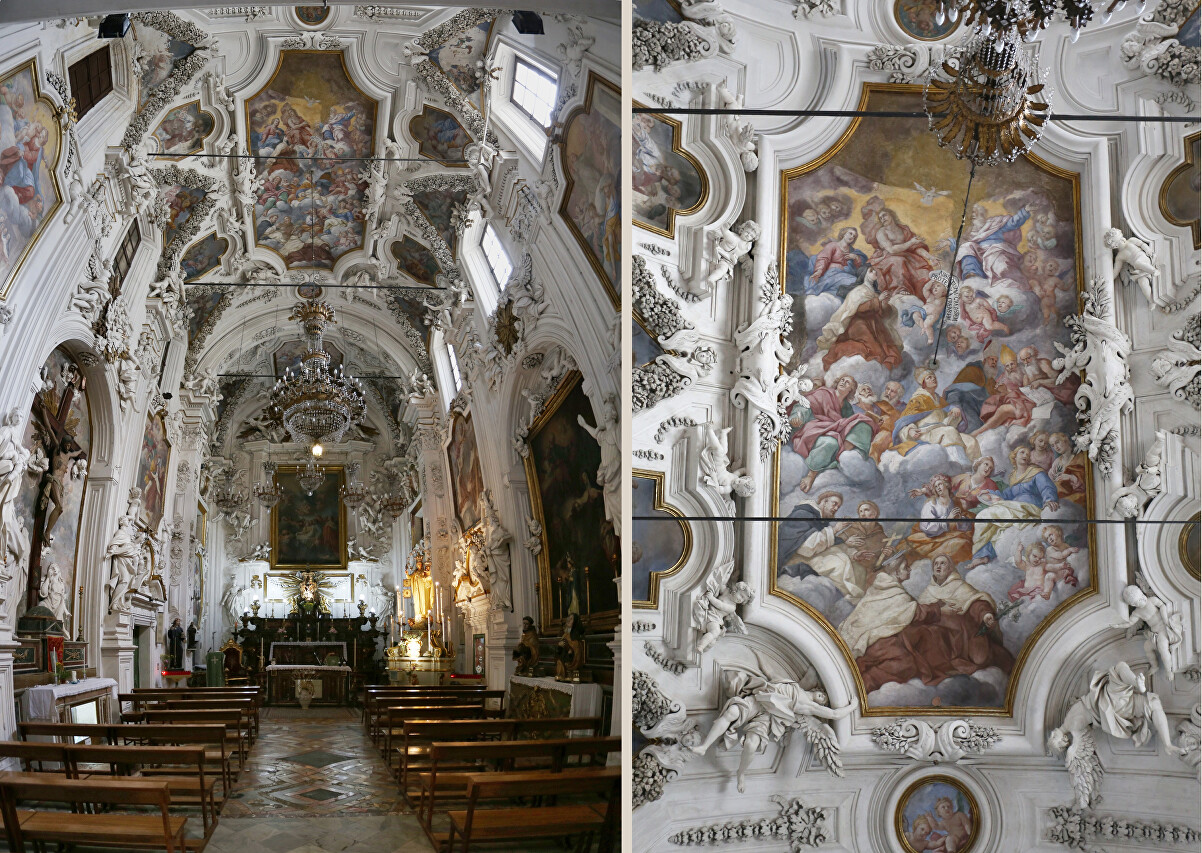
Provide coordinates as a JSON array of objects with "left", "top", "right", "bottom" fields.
[
  {"left": 404, "top": 543, "right": 434, "bottom": 626},
  {"left": 385, "top": 628, "right": 457, "bottom": 685},
  {"left": 278, "top": 570, "right": 335, "bottom": 613}
]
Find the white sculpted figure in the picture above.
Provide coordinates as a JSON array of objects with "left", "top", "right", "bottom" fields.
[
  {"left": 478, "top": 490, "right": 513, "bottom": 611},
  {"left": 1104, "top": 227, "right": 1172, "bottom": 309},
  {"left": 691, "top": 559, "right": 752, "bottom": 655},
  {"left": 693, "top": 220, "right": 760, "bottom": 296},
  {"left": 220, "top": 573, "right": 247, "bottom": 625},
  {"left": 699, "top": 424, "right": 755, "bottom": 501},
  {"left": 104, "top": 489, "right": 145, "bottom": 613},
  {"left": 38, "top": 559, "right": 69, "bottom": 624},
  {"left": 1113, "top": 583, "right": 1184, "bottom": 682},
  {"left": 1110, "top": 431, "right": 1166, "bottom": 518},
  {"left": 0, "top": 408, "right": 31, "bottom": 570},
  {"left": 577, "top": 396, "right": 621, "bottom": 537},
  {"left": 690, "top": 655, "right": 854, "bottom": 792},
  {"left": 1048, "top": 661, "right": 1188, "bottom": 810}
]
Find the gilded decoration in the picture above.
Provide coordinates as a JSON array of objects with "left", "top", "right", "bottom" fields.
[
  {"left": 631, "top": 105, "right": 708, "bottom": 238},
  {"left": 1158, "top": 131, "right": 1200, "bottom": 250},
  {"left": 632, "top": 469, "right": 691, "bottom": 608},
  {"left": 895, "top": 775, "right": 981, "bottom": 853}
]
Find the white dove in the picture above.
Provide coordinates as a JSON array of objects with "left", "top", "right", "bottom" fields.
[{"left": 914, "top": 182, "right": 951, "bottom": 205}]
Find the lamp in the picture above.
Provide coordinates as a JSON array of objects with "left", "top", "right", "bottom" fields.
[
  {"left": 340, "top": 461, "right": 367, "bottom": 510},
  {"left": 253, "top": 461, "right": 282, "bottom": 508}
]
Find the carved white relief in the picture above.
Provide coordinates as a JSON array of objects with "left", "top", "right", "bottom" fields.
[
  {"left": 714, "top": 81, "right": 758, "bottom": 171},
  {"left": 1152, "top": 314, "right": 1201, "bottom": 410},
  {"left": 691, "top": 220, "right": 759, "bottom": 297},
  {"left": 633, "top": 670, "right": 700, "bottom": 808},
  {"left": 699, "top": 423, "right": 755, "bottom": 506},
  {"left": 477, "top": 489, "right": 513, "bottom": 612},
  {"left": 578, "top": 395, "right": 621, "bottom": 537},
  {"left": 105, "top": 488, "right": 147, "bottom": 614},
  {"left": 70, "top": 241, "right": 114, "bottom": 323},
  {"left": 0, "top": 409, "right": 31, "bottom": 605},
  {"left": 1105, "top": 227, "right": 1176, "bottom": 310},
  {"left": 1113, "top": 581, "right": 1185, "bottom": 682},
  {"left": 870, "top": 718, "right": 1000, "bottom": 763},
  {"left": 1111, "top": 430, "right": 1167, "bottom": 518},
  {"left": 691, "top": 559, "right": 751, "bottom": 655}
]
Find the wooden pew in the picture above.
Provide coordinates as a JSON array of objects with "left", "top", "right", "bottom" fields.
[
  {"left": 156, "top": 700, "right": 258, "bottom": 741},
  {"left": 15, "top": 721, "right": 112, "bottom": 745},
  {"left": 366, "top": 692, "right": 504, "bottom": 744},
  {"left": 396, "top": 720, "right": 520, "bottom": 796},
  {"left": 0, "top": 772, "right": 188, "bottom": 853},
  {"left": 443, "top": 767, "right": 620, "bottom": 853},
  {"left": 361, "top": 684, "right": 485, "bottom": 726},
  {"left": 0, "top": 741, "right": 69, "bottom": 773},
  {"left": 415, "top": 736, "right": 622, "bottom": 841},
  {"left": 131, "top": 710, "right": 249, "bottom": 769},
  {"left": 381, "top": 707, "right": 487, "bottom": 772}
]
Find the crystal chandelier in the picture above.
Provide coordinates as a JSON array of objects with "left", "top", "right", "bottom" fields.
[
  {"left": 268, "top": 300, "right": 367, "bottom": 449},
  {"left": 383, "top": 490, "right": 409, "bottom": 519},
  {"left": 212, "top": 470, "right": 246, "bottom": 516},
  {"left": 924, "top": 31, "right": 1050, "bottom": 165},
  {"left": 936, "top": 0, "right": 1130, "bottom": 43},
  {"left": 340, "top": 461, "right": 367, "bottom": 511},
  {"left": 253, "top": 461, "right": 282, "bottom": 508},
  {"left": 297, "top": 456, "right": 326, "bottom": 496}
]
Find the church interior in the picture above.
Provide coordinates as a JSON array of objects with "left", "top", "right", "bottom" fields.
[
  {"left": 0, "top": 2, "right": 620, "bottom": 851},
  {"left": 631, "top": 0, "right": 1200, "bottom": 851}
]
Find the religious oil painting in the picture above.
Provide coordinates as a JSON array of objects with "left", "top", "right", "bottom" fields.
[
  {"left": 896, "top": 776, "right": 980, "bottom": 853},
  {"left": 161, "top": 184, "right": 209, "bottom": 253},
  {"left": 0, "top": 60, "right": 63, "bottom": 301},
  {"left": 632, "top": 471, "right": 689, "bottom": 607},
  {"left": 774, "top": 85, "right": 1092, "bottom": 712},
  {"left": 428, "top": 18, "right": 494, "bottom": 104},
  {"left": 633, "top": 0, "right": 684, "bottom": 22},
  {"left": 131, "top": 24, "right": 198, "bottom": 110},
  {"left": 410, "top": 106, "right": 472, "bottom": 166},
  {"left": 151, "top": 101, "right": 214, "bottom": 158},
  {"left": 273, "top": 339, "right": 343, "bottom": 376},
  {"left": 180, "top": 233, "right": 228, "bottom": 281},
  {"left": 525, "top": 373, "right": 620, "bottom": 631},
  {"left": 245, "top": 51, "right": 378, "bottom": 269},
  {"left": 389, "top": 293, "right": 433, "bottom": 351},
  {"left": 632, "top": 109, "right": 706, "bottom": 236},
  {"left": 1159, "top": 132, "right": 1199, "bottom": 249},
  {"left": 294, "top": 5, "right": 330, "bottom": 25},
  {"left": 296, "top": 283, "right": 322, "bottom": 299},
  {"left": 186, "top": 287, "right": 228, "bottom": 345},
  {"left": 560, "top": 74, "right": 621, "bottom": 306},
  {"left": 391, "top": 235, "right": 442, "bottom": 285},
  {"left": 272, "top": 466, "right": 346, "bottom": 569},
  {"left": 14, "top": 348, "right": 89, "bottom": 622},
  {"left": 894, "top": 0, "right": 960, "bottom": 40},
  {"left": 447, "top": 411, "right": 484, "bottom": 532},
  {"left": 412, "top": 185, "right": 471, "bottom": 256},
  {"left": 135, "top": 410, "right": 171, "bottom": 532}
]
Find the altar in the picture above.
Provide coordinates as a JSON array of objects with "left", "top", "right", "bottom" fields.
[
  {"left": 266, "top": 665, "right": 351, "bottom": 706},
  {"left": 507, "top": 675, "right": 602, "bottom": 723}
]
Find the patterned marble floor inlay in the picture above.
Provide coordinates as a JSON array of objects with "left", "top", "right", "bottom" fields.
[{"left": 285, "top": 750, "right": 356, "bottom": 768}]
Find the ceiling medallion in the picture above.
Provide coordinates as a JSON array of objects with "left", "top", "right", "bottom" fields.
[
  {"left": 268, "top": 299, "right": 367, "bottom": 449},
  {"left": 935, "top": 0, "right": 1130, "bottom": 43},
  {"left": 924, "top": 30, "right": 1051, "bottom": 165}
]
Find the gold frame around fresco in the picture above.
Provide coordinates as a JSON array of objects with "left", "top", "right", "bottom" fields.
[
  {"left": 269, "top": 464, "right": 348, "bottom": 570},
  {"left": 242, "top": 50, "right": 380, "bottom": 269},
  {"left": 770, "top": 82, "right": 1096, "bottom": 717},
  {"left": 558, "top": 72, "right": 622, "bottom": 310},
  {"left": 1158, "top": 131, "right": 1200, "bottom": 250},
  {"left": 0, "top": 58, "right": 64, "bottom": 302},
  {"left": 1180, "top": 511, "right": 1200, "bottom": 581},
  {"left": 408, "top": 104, "right": 471, "bottom": 168},
  {"left": 892, "top": 0, "right": 962, "bottom": 41},
  {"left": 631, "top": 103, "right": 709, "bottom": 239},
  {"left": 151, "top": 99, "right": 217, "bottom": 161},
  {"left": 523, "top": 370, "right": 619, "bottom": 632},
  {"left": 894, "top": 775, "right": 981, "bottom": 853},
  {"left": 632, "top": 469, "right": 692, "bottom": 609}
]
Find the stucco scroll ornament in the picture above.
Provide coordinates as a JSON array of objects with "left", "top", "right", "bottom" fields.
[
  {"left": 690, "top": 653, "right": 854, "bottom": 791},
  {"left": 731, "top": 363, "right": 813, "bottom": 462},
  {"left": 715, "top": 81, "right": 758, "bottom": 171},
  {"left": 699, "top": 423, "right": 755, "bottom": 505},
  {"left": 691, "top": 559, "right": 752, "bottom": 655},
  {"left": 1052, "top": 279, "right": 1132, "bottom": 475},
  {"left": 633, "top": 670, "right": 700, "bottom": 809},
  {"left": 867, "top": 44, "right": 965, "bottom": 84},
  {"left": 870, "top": 718, "right": 1000, "bottom": 763},
  {"left": 1110, "top": 430, "right": 1167, "bottom": 518},
  {"left": 1048, "top": 661, "right": 1189, "bottom": 811},
  {"left": 1120, "top": 2, "right": 1201, "bottom": 89},
  {"left": 577, "top": 396, "right": 620, "bottom": 538},
  {"left": 632, "top": 0, "right": 735, "bottom": 71},
  {"left": 70, "top": 242, "right": 114, "bottom": 324},
  {"left": 1151, "top": 314, "right": 1201, "bottom": 410},
  {"left": 1104, "top": 227, "right": 1176, "bottom": 311},
  {"left": 477, "top": 489, "right": 513, "bottom": 612},
  {"left": 1112, "top": 580, "right": 1185, "bottom": 683},
  {"left": 689, "top": 219, "right": 760, "bottom": 297}
]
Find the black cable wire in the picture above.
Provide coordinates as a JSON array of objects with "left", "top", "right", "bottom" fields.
[
  {"left": 931, "top": 159, "right": 977, "bottom": 367},
  {"left": 631, "top": 515, "right": 1186, "bottom": 525},
  {"left": 631, "top": 107, "right": 1199, "bottom": 123}
]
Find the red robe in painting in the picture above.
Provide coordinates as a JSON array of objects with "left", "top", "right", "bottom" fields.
[
  {"left": 820, "top": 292, "right": 904, "bottom": 371},
  {"left": 869, "top": 224, "right": 932, "bottom": 299},
  {"left": 789, "top": 387, "right": 877, "bottom": 459}
]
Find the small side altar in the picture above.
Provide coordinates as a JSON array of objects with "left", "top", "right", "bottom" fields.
[
  {"left": 507, "top": 675, "right": 602, "bottom": 722},
  {"left": 265, "top": 665, "right": 351, "bottom": 706},
  {"left": 20, "top": 677, "right": 118, "bottom": 724}
]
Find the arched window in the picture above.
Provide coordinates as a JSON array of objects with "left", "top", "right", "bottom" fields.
[{"left": 481, "top": 224, "right": 513, "bottom": 292}]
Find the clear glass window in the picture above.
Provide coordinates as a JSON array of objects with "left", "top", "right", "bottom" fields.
[
  {"left": 511, "top": 59, "right": 558, "bottom": 128},
  {"left": 481, "top": 224, "right": 514, "bottom": 290},
  {"left": 447, "top": 342, "right": 462, "bottom": 393}
]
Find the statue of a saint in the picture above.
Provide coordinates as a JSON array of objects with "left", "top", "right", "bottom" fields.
[
  {"left": 166, "top": 617, "right": 185, "bottom": 670},
  {"left": 512, "top": 616, "right": 540, "bottom": 676}
]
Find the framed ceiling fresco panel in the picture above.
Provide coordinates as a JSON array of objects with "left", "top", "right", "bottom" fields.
[
  {"left": 524, "top": 372, "right": 620, "bottom": 631},
  {"left": 446, "top": 410, "right": 484, "bottom": 532},
  {"left": 559, "top": 73, "right": 621, "bottom": 308},
  {"left": 893, "top": 0, "right": 960, "bottom": 40},
  {"left": 409, "top": 105, "right": 472, "bottom": 167},
  {"left": 180, "top": 232, "right": 228, "bottom": 281},
  {"left": 632, "top": 470, "right": 691, "bottom": 608},
  {"left": 1158, "top": 131, "right": 1199, "bottom": 249},
  {"left": 632, "top": 106, "right": 707, "bottom": 237},
  {"left": 271, "top": 465, "right": 346, "bottom": 569},
  {"left": 427, "top": 17, "right": 496, "bottom": 108},
  {"left": 391, "top": 235, "right": 442, "bottom": 286},
  {"left": 0, "top": 59, "right": 64, "bottom": 301},
  {"left": 151, "top": 100, "right": 215, "bottom": 158},
  {"left": 773, "top": 84, "right": 1093, "bottom": 715},
  {"left": 134, "top": 409, "right": 172, "bottom": 532},
  {"left": 895, "top": 775, "right": 981, "bottom": 853}
]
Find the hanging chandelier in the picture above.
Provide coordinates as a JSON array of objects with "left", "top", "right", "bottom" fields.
[
  {"left": 212, "top": 470, "right": 246, "bottom": 516},
  {"left": 297, "top": 455, "right": 326, "bottom": 496},
  {"left": 253, "top": 460, "right": 282, "bottom": 508},
  {"left": 268, "top": 300, "right": 367, "bottom": 449},
  {"left": 924, "top": 30, "right": 1051, "bottom": 166},
  {"left": 935, "top": 0, "right": 1131, "bottom": 42},
  {"left": 340, "top": 461, "right": 367, "bottom": 511}
]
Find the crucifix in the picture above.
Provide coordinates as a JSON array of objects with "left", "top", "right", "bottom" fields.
[{"left": 26, "top": 366, "right": 87, "bottom": 613}]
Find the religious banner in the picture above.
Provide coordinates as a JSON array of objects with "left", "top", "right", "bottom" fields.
[
  {"left": 134, "top": 409, "right": 171, "bottom": 531},
  {"left": 525, "top": 373, "right": 619, "bottom": 631},
  {"left": 271, "top": 466, "right": 346, "bottom": 569},
  {"left": 446, "top": 411, "right": 483, "bottom": 531}
]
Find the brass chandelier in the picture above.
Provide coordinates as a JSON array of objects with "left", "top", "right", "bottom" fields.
[
  {"left": 935, "top": 0, "right": 1131, "bottom": 43},
  {"left": 253, "top": 460, "right": 282, "bottom": 507},
  {"left": 340, "top": 461, "right": 367, "bottom": 510},
  {"left": 268, "top": 300, "right": 367, "bottom": 449}
]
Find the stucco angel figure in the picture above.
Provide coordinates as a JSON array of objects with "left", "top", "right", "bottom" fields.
[
  {"left": 478, "top": 490, "right": 513, "bottom": 611},
  {"left": 1104, "top": 228, "right": 1172, "bottom": 309},
  {"left": 1048, "top": 661, "right": 1188, "bottom": 810},
  {"left": 220, "top": 573, "right": 248, "bottom": 625},
  {"left": 699, "top": 424, "right": 755, "bottom": 501},
  {"left": 692, "top": 559, "right": 752, "bottom": 655},
  {"left": 1113, "top": 583, "right": 1184, "bottom": 682},
  {"left": 1110, "top": 431, "right": 1165, "bottom": 518},
  {"left": 690, "top": 652, "right": 853, "bottom": 791},
  {"left": 693, "top": 220, "right": 760, "bottom": 296},
  {"left": 0, "top": 408, "right": 31, "bottom": 570},
  {"left": 577, "top": 397, "right": 620, "bottom": 536}
]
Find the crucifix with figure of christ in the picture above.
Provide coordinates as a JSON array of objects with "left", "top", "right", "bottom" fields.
[{"left": 26, "top": 367, "right": 87, "bottom": 613}]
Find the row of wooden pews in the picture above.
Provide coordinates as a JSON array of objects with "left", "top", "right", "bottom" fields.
[
  {"left": 363, "top": 683, "right": 620, "bottom": 852},
  {"left": 0, "top": 685, "right": 264, "bottom": 852}
]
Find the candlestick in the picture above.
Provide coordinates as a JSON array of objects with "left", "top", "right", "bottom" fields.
[{"left": 427, "top": 610, "right": 432, "bottom": 653}]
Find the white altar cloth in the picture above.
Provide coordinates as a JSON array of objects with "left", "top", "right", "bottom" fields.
[
  {"left": 20, "top": 677, "right": 118, "bottom": 723},
  {"left": 265, "top": 665, "right": 351, "bottom": 672}
]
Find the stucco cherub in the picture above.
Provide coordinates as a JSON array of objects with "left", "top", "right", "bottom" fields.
[
  {"left": 1113, "top": 582, "right": 1184, "bottom": 682},
  {"left": 692, "top": 559, "right": 753, "bottom": 655}
]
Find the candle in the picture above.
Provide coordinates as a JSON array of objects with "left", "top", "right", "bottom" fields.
[{"left": 427, "top": 610, "right": 432, "bottom": 652}]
